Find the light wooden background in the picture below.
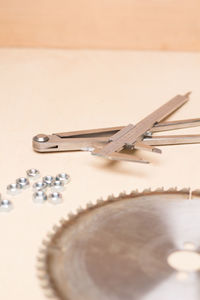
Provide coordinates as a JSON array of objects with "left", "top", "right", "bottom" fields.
[{"left": 0, "top": 0, "right": 200, "bottom": 50}]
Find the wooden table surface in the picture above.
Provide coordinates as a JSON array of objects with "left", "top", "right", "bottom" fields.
[{"left": 0, "top": 49, "right": 200, "bottom": 300}]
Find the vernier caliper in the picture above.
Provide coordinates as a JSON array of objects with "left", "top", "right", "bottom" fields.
[{"left": 33, "top": 92, "right": 200, "bottom": 163}]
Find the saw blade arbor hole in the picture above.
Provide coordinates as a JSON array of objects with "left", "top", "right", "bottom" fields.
[{"left": 167, "top": 249, "right": 200, "bottom": 273}]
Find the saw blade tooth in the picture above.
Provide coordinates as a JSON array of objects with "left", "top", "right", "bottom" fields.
[
  {"left": 38, "top": 247, "right": 47, "bottom": 255},
  {"left": 37, "top": 270, "right": 50, "bottom": 280},
  {"left": 37, "top": 246, "right": 48, "bottom": 261},
  {"left": 118, "top": 191, "right": 127, "bottom": 198},
  {"left": 36, "top": 255, "right": 48, "bottom": 273},
  {"left": 36, "top": 261, "right": 47, "bottom": 274},
  {"left": 143, "top": 188, "right": 152, "bottom": 194},
  {"left": 37, "top": 259, "right": 45, "bottom": 266},
  {"left": 38, "top": 187, "right": 199, "bottom": 300},
  {"left": 37, "top": 271, "right": 49, "bottom": 279},
  {"left": 77, "top": 206, "right": 84, "bottom": 213},
  {"left": 44, "top": 288, "right": 57, "bottom": 299},
  {"left": 155, "top": 187, "right": 164, "bottom": 192},
  {"left": 37, "top": 265, "right": 47, "bottom": 273},
  {"left": 107, "top": 194, "right": 115, "bottom": 201},
  {"left": 128, "top": 190, "right": 139, "bottom": 197},
  {"left": 37, "top": 231, "right": 67, "bottom": 299},
  {"left": 38, "top": 271, "right": 52, "bottom": 289},
  {"left": 37, "top": 251, "right": 47, "bottom": 263},
  {"left": 42, "top": 238, "right": 51, "bottom": 247},
  {"left": 40, "top": 282, "right": 53, "bottom": 290},
  {"left": 46, "top": 231, "right": 54, "bottom": 239},
  {"left": 37, "top": 260, "right": 47, "bottom": 269},
  {"left": 86, "top": 202, "right": 94, "bottom": 208},
  {"left": 37, "top": 274, "right": 57, "bottom": 298},
  {"left": 96, "top": 198, "right": 104, "bottom": 204},
  {"left": 37, "top": 252, "right": 46, "bottom": 262},
  {"left": 67, "top": 212, "right": 76, "bottom": 220},
  {"left": 59, "top": 218, "right": 67, "bottom": 226},
  {"left": 37, "top": 204, "right": 94, "bottom": 299},
  {"left": 52, "top": 224, "right": 61, "bottom": 232}
]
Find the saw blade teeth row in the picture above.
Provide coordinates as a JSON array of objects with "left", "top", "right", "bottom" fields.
[
  {"left": 167, "top": 187, "right": 191, "bottom": 193},
  {"left": 37, "top": 258, "right": 56, "bottom": 298},
  {"left": 36, "top": 236, "right": 59, "bottom": 299},
  {"left": 45, "top": 229, "right": 57, "bottom": 240}
]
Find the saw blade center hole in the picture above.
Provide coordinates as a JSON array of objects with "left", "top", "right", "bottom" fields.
[{"left": 167, "top": 247, "right": 200, "bottom": 273}]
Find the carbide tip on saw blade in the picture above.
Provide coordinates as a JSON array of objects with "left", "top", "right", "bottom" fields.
[{"left": 37, "top": 187, "right": 200, "bottom": 300}]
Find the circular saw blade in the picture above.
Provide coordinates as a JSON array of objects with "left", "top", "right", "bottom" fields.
[{"left": 38, "top": 188, "right": 200, "bottom": 300}]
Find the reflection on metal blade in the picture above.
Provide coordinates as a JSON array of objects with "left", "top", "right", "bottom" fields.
[{"left": 38, "top": 189, "right": 200, "bottom": 300}]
